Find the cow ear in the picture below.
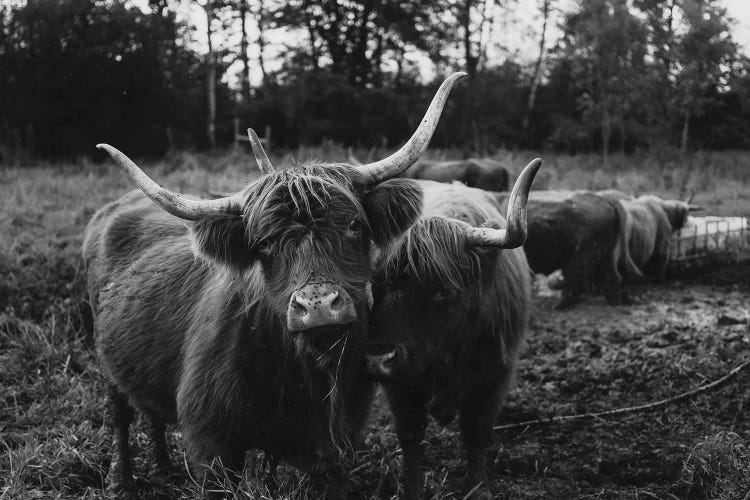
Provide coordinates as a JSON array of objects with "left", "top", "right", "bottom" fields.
[
  {"left": 191, "top": 215, "right": 255, "bottom": 269},
  {"left": 363, "top": 179, "right": 423, "bottom": 247}
]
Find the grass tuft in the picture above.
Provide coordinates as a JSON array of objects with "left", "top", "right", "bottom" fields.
[{"left": 675, "top": 431, "right": 750, "bottom": 499}]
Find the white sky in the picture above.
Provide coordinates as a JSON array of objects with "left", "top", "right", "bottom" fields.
[{"left": 131, "top": 0, "right": 750, "bottom": 86}]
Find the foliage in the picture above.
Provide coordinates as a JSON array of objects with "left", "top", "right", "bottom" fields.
[
  {"left": 0, "top": 0, "right": 234, "bottom": 160},
  {"left": 0, "top": 0, "right": 748, "bottom": 162}
]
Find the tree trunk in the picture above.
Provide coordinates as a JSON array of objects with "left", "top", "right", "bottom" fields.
[
  {"left": 680, "top": 109, "right": 690, "bottom": 154},
  {"left": 205, "top": 1, "right": 216, "bottom": 149},
  {"left": 618, "top": 116, "right": 625, "bottom": 155},
  {"left": 459, "top": 0, "right": 478, "bottom": 151},
  {"left": 205, "top": 11, "right": 217, "bottom": 149},
  {"left": 304, "top": 9, "right": 320, "bottom": 69},
  {"left": 601, "top": 108, "right": 611, "bottom": 167},
  {"left": 256, "top": 0, "right": 267, "bottom": 84},
  {"left": 523, "top": 0, "right": 550, "bottom": 133},
  {"left": 461, "top": 0, "right": 478, "bottom": 79},
  {"left": 239, "top": 0, "right": 250, "bottom": 100},
  {"left": 349, "top": 1, "right": 374, "bottom": 86}
]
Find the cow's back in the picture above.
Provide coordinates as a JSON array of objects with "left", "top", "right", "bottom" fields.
[
  {"left": 467, "top": 159, "right": 510, "bottom": 192},
  {"left": 524, "top": 191, "right": 579, "bottom": 274},
  {"left": 83, "top": 190, "right": 211, "bottom": 422},
  {"left": 524, "top": 191, "right": 619, "bottom": 276}
]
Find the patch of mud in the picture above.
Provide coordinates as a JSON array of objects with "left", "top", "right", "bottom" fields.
[{"left": 357, "top": 280, "right": 750, "bottom": 498}]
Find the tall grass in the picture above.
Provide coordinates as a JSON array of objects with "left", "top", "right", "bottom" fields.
[{"left": 1, "top": 146, "right": 749, "bottom": 498}]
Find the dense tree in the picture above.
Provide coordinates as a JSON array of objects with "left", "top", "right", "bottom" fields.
[
  {"left": 0, "top": 0, "right": 748, "bottom": 162},
  {"left": 557, "top": 0, "right": 648, "bottom": 163},
  {"left": 673, "top": 0, "right": 739, "bottom": 152},
  {"left": 0, "top": 0, "right": 234, "bottom": 160}
]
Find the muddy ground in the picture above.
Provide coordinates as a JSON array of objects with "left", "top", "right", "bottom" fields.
[
  {"left": 4, "top": 261, "right": 749, "bottom": 499},
  {"left": 348, "top": 272, "right": 750, "bottom": 499}
]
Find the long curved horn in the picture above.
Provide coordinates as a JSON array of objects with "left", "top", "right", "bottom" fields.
[
  {"left": 688, "top": 204, "right": 704, "bottom": 212},
  {"left": 359, "top": 72, "right": 467, "bottom": 184},
  {"left": 97, "top": 144, "right": 243, "bottom": 220},
  {"left": 684, "top": 190, "right": 695, "bottom": 204},
  {"left": 465, "top": 158, "right": 542, "bottom": 248},
  {"left": 247, "top": 128, "right": 275, "bottom": 174}
]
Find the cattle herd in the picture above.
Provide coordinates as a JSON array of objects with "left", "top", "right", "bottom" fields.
[{"left": 83, "top": 72, "right": 707, "bottom": 499}]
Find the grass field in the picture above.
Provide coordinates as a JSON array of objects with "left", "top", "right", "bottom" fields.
[{"left": 2, "top": 146, "right": 750, "bottom": 499}]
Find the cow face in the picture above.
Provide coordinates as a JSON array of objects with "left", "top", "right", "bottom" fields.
[
  {"left": 370, "top": 217, "right": 500, "bottom": 378},
  {"left": 96, "top": 71, "right": 467, "bottom": 364},
  {"left": 192, "top": 166, "right": 422, "bottom": 362},
  {"left": 659, "top": 199, "right": 691, "bottom": 230},
  {"left": 367, "top": 158, "right": 541, "bottom": 379},
  {"left": 638, "top": 195, "right": 697, "bottom": 231}
]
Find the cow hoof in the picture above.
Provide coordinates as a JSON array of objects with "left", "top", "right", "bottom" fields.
[
  {"left": 107, "top": 460, "right": 135, "bottom": 499},
  {"left": 107, "top": 480, "right": 136, "bottom": 500}
]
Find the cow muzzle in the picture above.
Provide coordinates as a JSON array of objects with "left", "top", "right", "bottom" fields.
[
  {"left": 286, "top": 282, "right": 358, "bottom": 333},
  {"left": 365, "top": 343, "right": 412, "bottom": 381}
]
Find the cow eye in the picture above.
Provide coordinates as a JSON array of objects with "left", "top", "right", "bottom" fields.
[
  {"left": 346, "top": 219, "right": 363, "bottom": 238},
  {"left": 433, "top": 288, "right": 455, "bottom": 302}
]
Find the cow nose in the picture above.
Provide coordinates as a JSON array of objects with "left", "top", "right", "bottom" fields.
[{"left": 287, "top": 282, "right": 358, "bottom": 332}]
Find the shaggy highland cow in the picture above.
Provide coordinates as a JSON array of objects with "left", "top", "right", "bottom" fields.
[
  {"left": 598, "top": 192, "right": 702, "bottom": 281},
  {"left": 82, "top": 73, "right": 466, "bottom": 497},
  {"left": 348, "top": 151, "right": 511, "bottom": 192},
  {"left": 365, "top": 159, "right": 541, "bottom": 499},
  {"left": 517, "top": 189, "right": 640, "bottom": 308}
]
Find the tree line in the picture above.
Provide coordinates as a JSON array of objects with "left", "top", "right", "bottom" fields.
[{"left": 1, "top": 0, "right": 749, "bottom": 163}]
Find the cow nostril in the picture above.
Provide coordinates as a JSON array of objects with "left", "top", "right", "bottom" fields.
[
  {"left": 291, "top": 296, "right": 307, "bottom": 315},
  {"left": 329, "top": 291, "right": 343, "bottom": 311}
]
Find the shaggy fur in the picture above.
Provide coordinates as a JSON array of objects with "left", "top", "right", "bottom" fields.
[
  {"left": 82, "top": 162, "right": 422, "bottom": 496},
  {"left": 401, "top": 158, "right": 510, "bottom": 192},
  {"left": 371, "top": 180, "right": 530, "bottom": 499},
  {"left": 522, "top": 189, "right": 640, "bottom": 308},
  {"left": 609, "top": 194, "right": 691, "bottom": 281}
]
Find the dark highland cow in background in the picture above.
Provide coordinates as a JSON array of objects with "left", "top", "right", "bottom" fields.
[
  {"left": 348, "top": 152, "right": 511, "bottom": 192},
  {"left": 519, "top": 190, "right": 640, "bottom": 308},
  {"left": 366, "top": 160, "right": 540, "bottom": 499},
  {"left": 81, "top": 73, "right": 466, "bottom": 498},
  {"left": 598, "top": 192, "right": 702, "bottom": 281},
  {"left": 400, "top": 158, "right": 511, "bottom": 192}
]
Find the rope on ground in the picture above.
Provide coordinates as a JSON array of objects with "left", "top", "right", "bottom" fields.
[{"left": 493, "top": 360, "right": 750, "bottom": 432}]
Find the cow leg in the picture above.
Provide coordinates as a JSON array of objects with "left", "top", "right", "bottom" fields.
[
  {"left": 647, "top": 252, "right": 669, "bottom": 283},
  {"left": 263, "top": 454, "right": 280, "bottom": 497},
  {"left": 149, "top": 417, "right": 172, "bottom": 476},
  {"left": 386, "top": 379, "right": 431, "bottom": 500},
  {"left": 459, "top": 378, "right": 503, "bottom": 494},
  {"left": 599, "top": 253, "right": 628, "bottom": 306},
  {"left": 556, "top": 266, "right": 584, "bottom": 309},
  {"left": 106, "top": 385, "right": 135, "bottom": 495}
]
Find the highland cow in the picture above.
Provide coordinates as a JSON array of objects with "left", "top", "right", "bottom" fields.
[
  {"left": 365, "top": 159, "right": 541, "bottom": 499},
  {"left": 82, "top": 73, "right": 466, "bottom": 497},
  {"left": 598, "top": 192, "right": 702, "bottom": 281}
]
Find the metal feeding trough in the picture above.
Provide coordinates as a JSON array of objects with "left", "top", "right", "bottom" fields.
[{"left": 671, "top": 216, "right": 749, "bottom": 262}]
